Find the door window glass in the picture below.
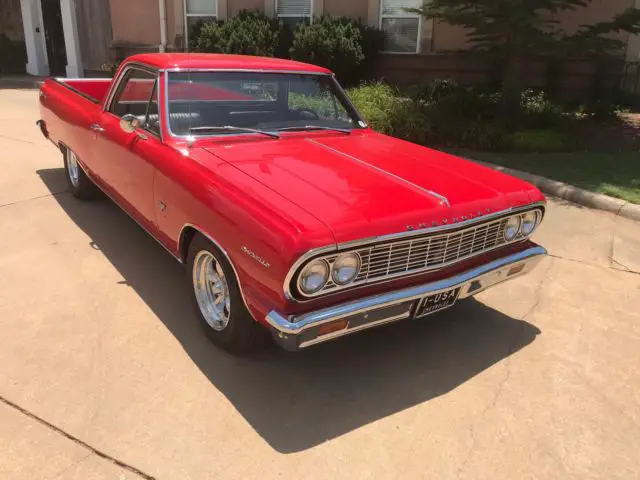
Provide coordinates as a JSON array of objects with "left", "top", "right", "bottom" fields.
[{"left": 110, "top": 69, "right": 160, "bottom": 135}]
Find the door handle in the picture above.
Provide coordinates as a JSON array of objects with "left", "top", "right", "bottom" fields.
[
  {"left": 136, "top": 132, "right": 148, "bottom": 141},
  {"left": 90, "top": 124, "right": 105, "bottom": 132}
]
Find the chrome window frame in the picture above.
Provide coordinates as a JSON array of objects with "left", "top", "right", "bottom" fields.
[
  {"left": 284, "top": 202, "right": 546, "bottom": 301},
  {"left": 102, "top": 63, "right": 163, "bottom": 141}
]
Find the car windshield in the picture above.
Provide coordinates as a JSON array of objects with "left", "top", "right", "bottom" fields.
[{"left": 166, "top": 71, "right": 364, "bottom": 137}]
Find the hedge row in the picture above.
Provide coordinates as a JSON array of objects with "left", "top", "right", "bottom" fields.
[{"left": 192, "top": 11, "right": 384, "bottom": 86}]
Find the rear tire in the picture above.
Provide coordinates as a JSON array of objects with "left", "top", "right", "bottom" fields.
[
  {"left": 63, "top": 147, "right": 99, "bottom": 200},
  {"left": 187, "top": 234, "right": 267, "bottom": 353}
]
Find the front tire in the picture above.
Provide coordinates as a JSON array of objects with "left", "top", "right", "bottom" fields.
[
  {"left": 63, "top": 147, "right": 99, "bottom": 200},
  {"left": 187, "top": 234, "right": 266, "bottom": 353}
]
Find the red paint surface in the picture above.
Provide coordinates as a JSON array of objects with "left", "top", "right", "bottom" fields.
[
  {"left": 124, "top": 53, "right": 332, "bottom": 74},
  {"left": 39, "top": 54, "right": 545, "bottom": 326},
  {"left": 62, "top": 79, "right": 111, "bottom": 102}
]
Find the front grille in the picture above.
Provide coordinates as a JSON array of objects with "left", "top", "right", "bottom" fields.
[{"left": 305, "top": 214, "right": 525, "bottom": 297}]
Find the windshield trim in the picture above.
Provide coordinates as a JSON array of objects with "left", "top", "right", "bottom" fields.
[{"left": 163, "top": 70, "right": 367, "bottom": 140}]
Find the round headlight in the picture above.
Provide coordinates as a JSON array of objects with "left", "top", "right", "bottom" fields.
[
  {"left": 298, "top": 260, "right": 329, "bottom": 295},
  {"left": 521, "top": 211, "right": 540, "bottom": 236},
  {"left": 504, "top": 216, "right": 521, "bottom": 241},
  {"left": 331, "top": 253, "right": 361, "bottom": 285}
]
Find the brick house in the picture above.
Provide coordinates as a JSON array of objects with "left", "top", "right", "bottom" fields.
[{"left": 3, "top": 0, "right": 640, "bottom": 91}]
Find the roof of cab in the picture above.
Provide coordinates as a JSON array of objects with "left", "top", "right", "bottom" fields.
[{"left": 125, "top": 53, "right": 332, "bottom": 74}]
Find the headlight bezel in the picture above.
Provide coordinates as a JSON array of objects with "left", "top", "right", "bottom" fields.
[
  {"left": 331, "top": 252, "right": 362, "bottom": 285},
  {"left": 504, "top": 215, "right": 522, "bottom": 241},
  {"left": 297, "top": 259, "right": 330, "bottom": 295},
  {"left": 520, "top": 210, "right": 540, "bottom": 236}
]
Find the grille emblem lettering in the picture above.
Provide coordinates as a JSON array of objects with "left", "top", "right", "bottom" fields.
[{"left": 405, "top": 208, "right": 493, "bottom": 231}]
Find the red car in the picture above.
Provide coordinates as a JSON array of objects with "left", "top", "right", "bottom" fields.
[{"left": 38, "top": 53, "right": 547, "bottom": 352}]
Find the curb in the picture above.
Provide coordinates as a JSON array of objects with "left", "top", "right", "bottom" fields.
[{"left": 471, "top": 159, "right": 640, "bottom": 222}]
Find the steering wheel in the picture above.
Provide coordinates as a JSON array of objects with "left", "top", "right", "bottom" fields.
[{"left": 296, "top": 108, "right": 319, "bottom": 119}]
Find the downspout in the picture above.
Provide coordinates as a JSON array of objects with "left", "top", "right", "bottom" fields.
[{"left": 159, "top": 0, "right": 167, "bottom": 53}]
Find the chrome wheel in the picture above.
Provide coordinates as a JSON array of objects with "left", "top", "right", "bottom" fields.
[
  {"left": 192, "top": 251, "right": 231, "bottom": 331},
  {"left": 67, "top": 150, "right": 80, "bottom": 187}
]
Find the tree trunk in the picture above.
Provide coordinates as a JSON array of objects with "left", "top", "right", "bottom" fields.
[{"left": 501, "top": 51, "right": 524, "bottom": 123}]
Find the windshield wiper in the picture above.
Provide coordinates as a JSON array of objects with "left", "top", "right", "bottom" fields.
[
  {"left": 189, "top": 125, "right": 280, "bottom": 138},
  {"left": 277, "top": 125, "right": 352, "bottom": 134}
]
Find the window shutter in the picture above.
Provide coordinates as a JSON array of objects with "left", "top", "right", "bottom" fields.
[
  {"left": 277, "top": 0, "right": 312, "bottom": 16},
  {"left": 381, "top": 0, "right": 422, "bottom": 16}
]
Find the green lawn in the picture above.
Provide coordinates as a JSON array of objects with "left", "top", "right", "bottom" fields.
[{"left": 453, "top": 150, "right": 640, "bottom": 205}]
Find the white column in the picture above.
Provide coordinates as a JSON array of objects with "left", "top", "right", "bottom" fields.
[
  {"left": 20, "top": 0, "right": 49, "bottom": 76},
  {"left": 59, "top": 0, "right": 84, "bottom": 77}
]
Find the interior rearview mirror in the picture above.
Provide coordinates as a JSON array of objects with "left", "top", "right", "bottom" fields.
[{"left": 120, "top": 114, "right": 141, "bottom": 134}]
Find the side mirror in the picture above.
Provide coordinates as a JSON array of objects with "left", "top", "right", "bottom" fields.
[{"left": 120, "top": 114, "right": 141, "bottom": 134}]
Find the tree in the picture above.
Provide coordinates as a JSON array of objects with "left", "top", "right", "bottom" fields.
[{"left": 410, "top": 1, "right": 640, "bottom": 119}]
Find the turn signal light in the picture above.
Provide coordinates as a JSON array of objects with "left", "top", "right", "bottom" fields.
[{"left": 318, "top": 320, "right": 348, "bottom": 336}]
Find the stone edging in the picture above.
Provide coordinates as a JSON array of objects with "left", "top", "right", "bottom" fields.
[{"left": 471, "top": 159, "right": 640, "bottom": 222}]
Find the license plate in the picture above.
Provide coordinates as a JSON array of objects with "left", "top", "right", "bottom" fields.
[{"left": 414, "top": 287, "right": 461, "bottom": 319}]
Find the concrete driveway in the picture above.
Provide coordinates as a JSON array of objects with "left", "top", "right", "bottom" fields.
[{"left": 1, "top": 82, "right": 639, "bottom": 480}]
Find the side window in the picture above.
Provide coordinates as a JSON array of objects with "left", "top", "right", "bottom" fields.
[{"left": 110, "top": 69, "right": 160, "bottom": 135}]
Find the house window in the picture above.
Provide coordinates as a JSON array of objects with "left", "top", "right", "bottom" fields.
[
  {"left": 184, "top": 0, "right": 217, "bottom": 47},
  {"left": 276, "top": 0, "right": 313, "bottom": 27},
  {"left": 380, "top": 0, "right": 422, "bottom": 53}
]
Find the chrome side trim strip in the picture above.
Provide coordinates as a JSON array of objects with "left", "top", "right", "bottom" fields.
[
  {"left": 54, "top": 77, "right": 112, "bottom": 82},
  {"left": 268, "top": 245, "right": 547, "bottom": 342},
  {"left": 283, "top": 201, "right": 546, "bottom": 301},
  {"left": 178, "top": 224, "right": 255, "bottom": 316},
  {"left": 308, "top": 139, "right": 451, "bottom": 207}
]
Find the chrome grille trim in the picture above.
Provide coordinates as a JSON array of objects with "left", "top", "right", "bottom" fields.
[{"left": 286, "top": 203, "right": 546, "bottom": 300}]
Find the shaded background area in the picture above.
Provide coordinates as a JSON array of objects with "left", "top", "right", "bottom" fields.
[{"left": 37, "top": 166, "right": 540, "bottom": 453}]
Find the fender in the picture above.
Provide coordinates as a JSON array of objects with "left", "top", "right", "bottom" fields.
[{"left": 178, "top": 223, "right": 254, "bottom": 316}]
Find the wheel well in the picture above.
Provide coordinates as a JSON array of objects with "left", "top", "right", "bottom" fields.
[{"left": 179, "top": 226, "right": 199, "bottom": 263}]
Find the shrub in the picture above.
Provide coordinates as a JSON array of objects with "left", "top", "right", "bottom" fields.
[
  {"left": 194, "top": 11, "right": 281, "bottom": 57},
  {"left": 519, "top": 89, "right": 566, "bottom": 129},
  {"left": 509, "top": 129, "right": 573, "bottom": 152},
  {"left": 290, "top": 16, "right": 383, "bottom": 86},
  {"left": 411, "top": 78, "right": 465, "bottom": 104},
  {"left": 348, "top": 83, "right": 431, "bottom": 143}
]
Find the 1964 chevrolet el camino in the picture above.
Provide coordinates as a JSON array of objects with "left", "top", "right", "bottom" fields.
[{"left": 38, "top": 53, "right": 547, "bottom": 352}]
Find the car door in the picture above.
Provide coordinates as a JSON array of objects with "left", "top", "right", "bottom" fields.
[{"left": 92, "top": 66, "right": 162, "bottom": 232}]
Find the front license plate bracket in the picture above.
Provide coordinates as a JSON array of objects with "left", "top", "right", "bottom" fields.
[{"left": 414, "top": 287, "right": 461, "bottom": 319}]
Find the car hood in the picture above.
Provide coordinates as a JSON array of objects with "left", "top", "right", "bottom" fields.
[{"left": 203, "top": 131, "right": 542, "bottom": 244}]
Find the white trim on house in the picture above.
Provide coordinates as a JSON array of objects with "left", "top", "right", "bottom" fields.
[
  {"left": 60, "top": 0, "right": 83, "bottom": 76},
  {"left": 20, "top": 0, "right": 48, "bottom": 75},
  {"left": 19, "top": 0, "right": 83, "bottom": 76},
  {"left": 183, "top": 0, "right": 223, "bottom": 47},
  {"left": 275, "top": 0, "right": 314, "bottom": 22}
]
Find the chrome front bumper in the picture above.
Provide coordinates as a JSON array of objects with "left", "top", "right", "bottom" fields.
[{"left": 266, "top": 245, "right": 547, "bottom": 350}]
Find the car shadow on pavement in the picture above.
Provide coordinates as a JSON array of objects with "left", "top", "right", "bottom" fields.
[{"left": 37, "top": 167, "right": 541, "bottom": 454}]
